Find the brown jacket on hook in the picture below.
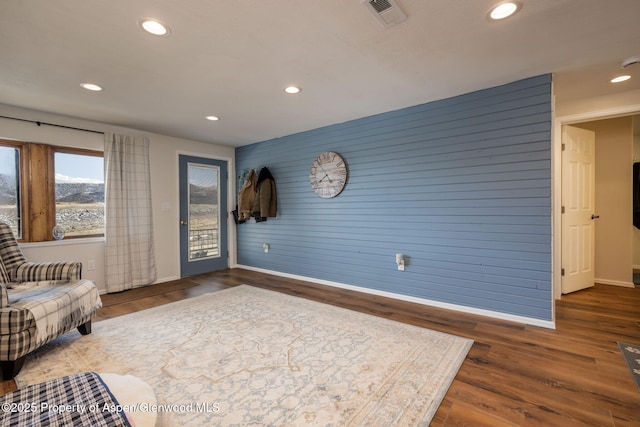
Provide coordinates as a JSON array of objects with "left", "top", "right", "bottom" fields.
[{"left": 238, "top": 169, "right": 257, "bottom": 221}]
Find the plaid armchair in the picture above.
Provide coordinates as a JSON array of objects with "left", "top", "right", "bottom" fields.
[{"left": 0, "top": 223, "right": 102, "bottom": 380}]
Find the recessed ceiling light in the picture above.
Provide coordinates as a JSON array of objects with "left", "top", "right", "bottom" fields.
[
  {"left": 611, "top": 75, "right": 631, "bottom": 83},
  {"left": 621, "top": 56, "right": 640, "bottom": 69},
  {"left": 488, "top": 1, "right": 521, "bottom": 20},
  {"left": 284, "top": 86, "right": 301, "bottom": 94},
  {"left": 80, "top": 83, "right": 102, "bottom": 91},
  {"left": 139, "top": 19, "right": 171, "bottom": 36},
  {"left": 206, "top": 115, "right": 220, "bottom": 121}
]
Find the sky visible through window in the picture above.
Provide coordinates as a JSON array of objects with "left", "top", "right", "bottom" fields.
[
  {"left": 55, "top": 152, "right": 103, "bottom": 183},
  {"left": 0, "top": 146, "right": 18, "bottom": 179},
  {"left": 0, "top": 150, "right": 104, "bottom": 183},
  {"left": 189, "top": 164, "right": 218, "bottom": 189}
]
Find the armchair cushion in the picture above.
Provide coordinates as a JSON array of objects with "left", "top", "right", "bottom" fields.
[
  {"left": 6, "top": 280, "right": 100, "bottom": 349},
  {"left": 15, "top": 261, "right": 82, "bottom": 282}
]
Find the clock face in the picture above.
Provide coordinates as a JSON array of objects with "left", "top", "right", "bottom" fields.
[{"left": 309, "top": 151, "right": 348, "bottom": 198}]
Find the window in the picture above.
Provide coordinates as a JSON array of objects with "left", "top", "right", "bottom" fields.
[
  {"left": 0, "top": 139, "right": 104, "bottom": 242},
  {"left": 0, "top": 145, "right": 21, "bottom": 238},
  {"left": 54, "top": 150, "right": 104, "bottom": 238}
]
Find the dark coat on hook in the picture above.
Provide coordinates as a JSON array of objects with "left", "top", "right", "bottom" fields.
[{"left": 252, "top": 167, "right": 277, "bottom": 221}]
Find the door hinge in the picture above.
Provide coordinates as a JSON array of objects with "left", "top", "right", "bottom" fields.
[
  {"left": 561, "top": 143, "right": 566, "bottom": 151},
  {"left": 561, "top": 268, "right": 565, "bottom": 276},
  {"left": 561, "top": 206, "right": 565, "bottom": 214}
]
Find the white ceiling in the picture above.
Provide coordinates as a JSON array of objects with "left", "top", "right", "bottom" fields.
[{"left": 1, "top": 0, "right": 639, "bottom": 147}]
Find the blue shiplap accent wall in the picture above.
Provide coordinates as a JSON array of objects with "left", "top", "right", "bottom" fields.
[{"left": 235, "top": 74, "right": 552, "bottom": 321}]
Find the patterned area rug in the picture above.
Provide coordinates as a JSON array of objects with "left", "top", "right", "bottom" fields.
[
  {"left": 618, "top": 342, "right": 640, "bottom": 391},
  {"left": 17, "top": 285, "right": 473, "bottom": 426}
]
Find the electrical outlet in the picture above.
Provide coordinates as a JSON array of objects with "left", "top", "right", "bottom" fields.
[
  {"left": 263, "top": 243, "right": 270, "bottom": 253},
  {"left": 87, "top": 259, "right": 96, "bottom": 271}
]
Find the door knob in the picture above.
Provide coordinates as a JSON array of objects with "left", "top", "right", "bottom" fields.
[
  {"left": 591, "top": 214, "right": 600, "bottom": 220},
  {"left": 180, "top": 220, "right": 188, "bottom": 225}
]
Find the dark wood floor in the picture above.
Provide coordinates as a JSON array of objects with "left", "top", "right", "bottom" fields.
[{"left": 2, "top": 268, "right": 639, "bottom": 425}]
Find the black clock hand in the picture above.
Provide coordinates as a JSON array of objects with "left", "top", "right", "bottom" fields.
[{"left": 319, "top": 164, "right": 334, "bottom": 181}]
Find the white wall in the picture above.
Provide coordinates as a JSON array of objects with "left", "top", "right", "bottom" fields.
[
  {"left": 0, "top": 103, "right": 235, "bottom": 293},
  {"left": 555, "top": 89, "right": 640, "bottom": 118}
]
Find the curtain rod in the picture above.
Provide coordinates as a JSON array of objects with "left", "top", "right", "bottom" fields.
[{"left": 0, "top": 115, "right": 104, "bottom": 135}]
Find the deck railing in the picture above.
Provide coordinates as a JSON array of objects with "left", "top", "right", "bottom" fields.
[{"left": 189, "top": 228, "right": 219, "bottom": 259}]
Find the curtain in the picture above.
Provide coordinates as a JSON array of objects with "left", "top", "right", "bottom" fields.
[{"left": 104, "top": 133, "right": 157, "bottom": 293}]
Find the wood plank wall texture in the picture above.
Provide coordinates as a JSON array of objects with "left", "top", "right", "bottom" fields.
[{"left": 235, "top": 74, "right": 552, "bottom": 321}]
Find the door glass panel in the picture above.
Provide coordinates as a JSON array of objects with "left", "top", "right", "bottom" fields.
[{"left": 188, "top": 163, "right": 220, "bottom": 261}]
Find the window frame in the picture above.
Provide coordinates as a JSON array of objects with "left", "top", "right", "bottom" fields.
[{"left": 0, "top": 139, "right": 104, "bottom": 242}]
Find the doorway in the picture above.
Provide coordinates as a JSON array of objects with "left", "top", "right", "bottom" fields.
[
  {"left": 559, "top": 114, "right": 639, "bottom": 295},
  {"left": 178, "top": 155, "right": 228, "bottom": 277}
]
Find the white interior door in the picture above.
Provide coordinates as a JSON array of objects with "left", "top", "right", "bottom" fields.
[{"left": 561, "top": 125, "right": 597, "bottom": 294}]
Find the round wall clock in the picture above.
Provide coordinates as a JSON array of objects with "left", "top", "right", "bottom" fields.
[{"left": 309, "top": 151, "right": 348, "bottom": 198}]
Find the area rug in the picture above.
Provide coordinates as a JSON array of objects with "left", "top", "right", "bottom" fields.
[
  {"left": 617, "top": 342, "right": 640, "bottom": 391},
  {"left": 16, "top": 285, "right": 473, "bottom": 426}
]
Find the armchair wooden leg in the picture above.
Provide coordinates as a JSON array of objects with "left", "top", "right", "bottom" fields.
[
  {"left": 1, "top": 356, "right": 26, "bottom": 380},
  {"left": 78, "top": 320, "right": 92, "bottom": 335}
]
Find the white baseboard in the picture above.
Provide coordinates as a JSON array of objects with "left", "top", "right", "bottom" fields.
[
  {"left": 235, "top": 265, "right": 556, "bottom": 329},
  {"left": 595, "top": 278, "right": 635, "bottom": 288}
]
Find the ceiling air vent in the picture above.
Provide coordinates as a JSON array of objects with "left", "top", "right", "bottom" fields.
[{"left": 363, "top": 0, "right": 407, "bottom": 28}]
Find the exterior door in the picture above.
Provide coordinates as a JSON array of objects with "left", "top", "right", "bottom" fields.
[
  {"left": 561, "top": 125, "right": 597, "bottom": 294},
  {"left": 179, "top": 155, "right": 228, "bottom": 277}
]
